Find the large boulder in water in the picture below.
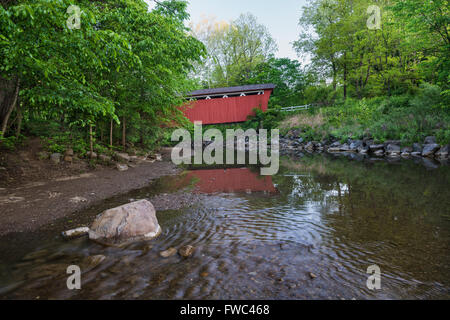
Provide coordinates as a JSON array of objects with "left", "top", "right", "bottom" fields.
[{"left": 89, "top": 200, "right": 161, "bottom": 245}]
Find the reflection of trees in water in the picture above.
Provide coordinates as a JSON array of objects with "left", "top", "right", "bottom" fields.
[
  {"left": 274, "top": 162, "right": 345, "bottom": 208},
  {"left": 275, "top": 155, "right": 450, "bottom": 288},
  {"left": 279, "top": 155, "right": 450, "bottom": 222}
]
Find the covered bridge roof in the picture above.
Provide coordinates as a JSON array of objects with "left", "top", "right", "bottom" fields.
[{"left": 188, "top": 84, "right": 276, "bottom": 97}]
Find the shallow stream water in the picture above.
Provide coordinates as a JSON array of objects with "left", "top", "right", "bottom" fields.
[{"left": 0, "top": 154, "right": 449, "bottom": 299}]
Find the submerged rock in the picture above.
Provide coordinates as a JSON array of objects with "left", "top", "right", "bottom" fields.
[
  {"left": 160, "top": 247, "right": 177, "bottom": 258},
  {"left": 89, "top": 199, "right": 161, "bottom": 246},
  {"left": 179, "top": 245, "right": 195, "bottom": 257},
  {"left": 83, "top": 255, "right": 106, "bottom": 271},
  {"left": 140, "top": 244, "right": 153, "bottom": 256}
]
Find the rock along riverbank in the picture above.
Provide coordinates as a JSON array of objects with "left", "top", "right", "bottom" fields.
[{"left": 280, "top": 131, "right": 449, "bottom": 167}]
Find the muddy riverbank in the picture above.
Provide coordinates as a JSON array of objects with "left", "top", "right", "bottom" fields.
[{"left": 0, "top": 159, "right": 182, "bottom": 236}]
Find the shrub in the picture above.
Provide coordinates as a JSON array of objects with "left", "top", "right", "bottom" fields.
[
  {"left": 410, "top": 83, "right": 442, "bottom": 110},
  {"left": 246, "top": 106, "right": 283, "bottom": 130},
  {"left": 304, "top": 84, "right": 338, "bottom": 106},
  {"left": 279, "top": 90, "right": 450, "bottom": 144},
  {"left": 0, "top": 135, "right": 18, "bottom": 151}
]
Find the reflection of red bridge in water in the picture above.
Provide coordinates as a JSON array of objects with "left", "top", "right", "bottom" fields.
[{"left": 182, "top": 168, "right": 277, "bottom": 194}]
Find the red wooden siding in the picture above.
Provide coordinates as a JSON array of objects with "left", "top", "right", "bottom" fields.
[
  {"left": 185, "top": 168, "right": 277, "bottom": 194},
  {"left": 181, "top": 89, "right": 272, "bottom": 125}
]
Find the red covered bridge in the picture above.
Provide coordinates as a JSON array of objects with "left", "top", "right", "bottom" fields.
[{"left": 181, "top": 84, "right": 275, "bottom": 125}]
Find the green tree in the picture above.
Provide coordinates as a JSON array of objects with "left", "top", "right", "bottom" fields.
[
  {"left": 0, "top": 0, "right": 134, "bottom": 138},
  {"left": 0, "top": 0, "right": 205, "bottom": 153},
  {"left": 192, "top": 13, "right": 277, "bottom": 87},
  {"left": 389, "top": 0, "right": 450, "bottom": 89},
  {"left": 248, "top": 57, "right": 310, "bottom": 107},
  {"left": 293, "top": 0, "right": 438, "bottom": 100}
]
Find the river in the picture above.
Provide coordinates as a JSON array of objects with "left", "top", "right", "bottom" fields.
[{"left": 0, "top": 154, "right": 449, "bottom": 299}]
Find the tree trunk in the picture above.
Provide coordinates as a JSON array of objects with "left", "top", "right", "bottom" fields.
[
  {"left": 109, "top": 119, "right": 113, "bottom": 149},
  {"left": 343, "top": 52, "right": 347, "bottom": 100},
  {"left": 122, "top": 116, "right": 126, "bottom": 149},
  {"left": 0, "top": 77, "right": 20, "bottom": 137},
  {"left": 331, "top": 61, "right": 337, "bottom": 91},
  {"left": 15, "top": 100, "right": 22, "bottom": 137},
  {"left": 89, "top": 124, "right": 94, "bottom": 156}
]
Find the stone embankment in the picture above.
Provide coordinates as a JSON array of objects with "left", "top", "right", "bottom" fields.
[{"left": 280, "top": 132, "right": 449, "bottom": 166}]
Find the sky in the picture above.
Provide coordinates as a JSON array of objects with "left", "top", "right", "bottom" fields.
[{"left": 146, "top": 0, "right": 309, "bottom": 63}]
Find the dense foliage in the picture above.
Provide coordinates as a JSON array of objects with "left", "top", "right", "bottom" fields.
[
  {"left": 294, "top": 0, "right": 449, "bottom": 100},
  {"left": 275, "top": 0, "right": 449, "bottom": 144},
  {"left": 0, "top": 0, "right": 205, "bottom": 153}
]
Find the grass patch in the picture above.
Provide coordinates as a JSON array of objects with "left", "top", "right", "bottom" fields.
[{"left": 279, "top": 84, "right": 450, "bottom": 145}]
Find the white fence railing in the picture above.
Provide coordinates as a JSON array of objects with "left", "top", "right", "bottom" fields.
[{"left": 281, "top": 105, "right": 311, "bottom": 112}]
